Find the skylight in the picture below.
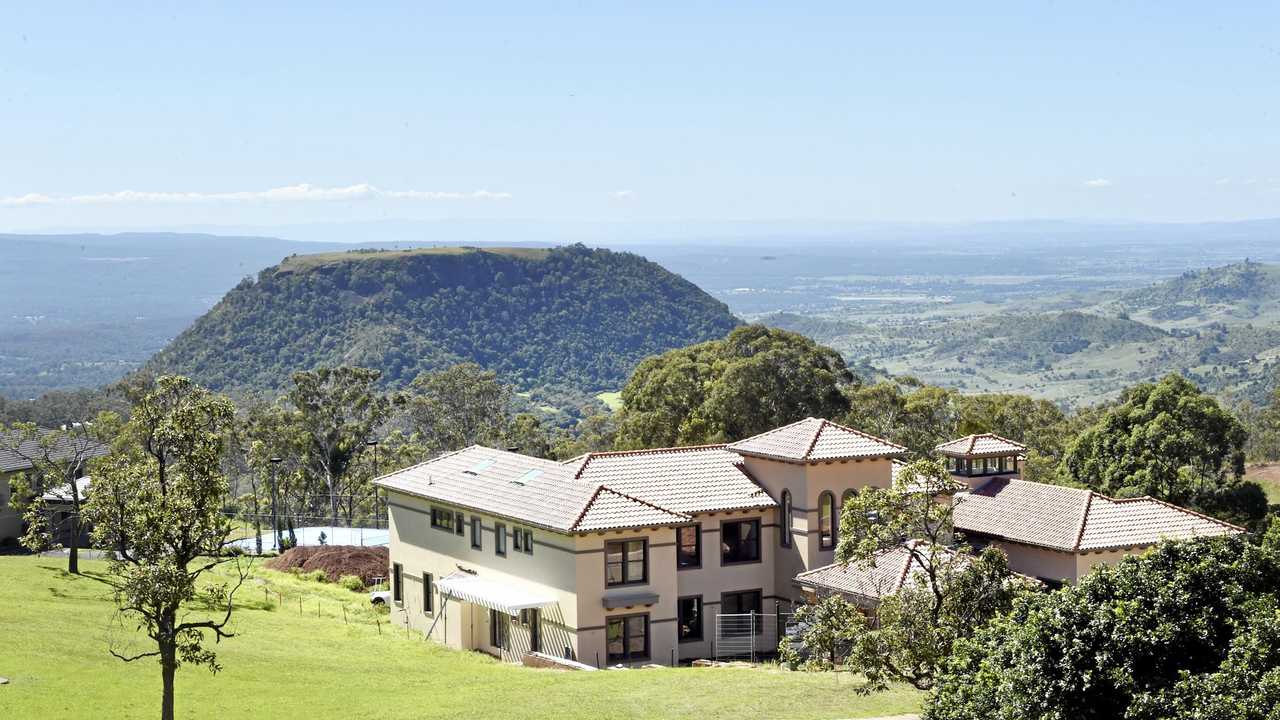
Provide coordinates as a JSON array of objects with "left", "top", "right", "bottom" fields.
[
  {"left": 511, "top": 468, "right": 543, "bottom": 486},
  {"left": 470, "top": 458, "right": 496, "bottom": 472}
]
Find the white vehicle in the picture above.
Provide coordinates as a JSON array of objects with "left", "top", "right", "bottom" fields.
[{"left": 369, "top": 590, "right": 392, "bottom": 605}]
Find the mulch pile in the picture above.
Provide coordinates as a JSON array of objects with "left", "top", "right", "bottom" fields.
[{"left": 263, "top": 545, "right": 390, "bottom": 585}]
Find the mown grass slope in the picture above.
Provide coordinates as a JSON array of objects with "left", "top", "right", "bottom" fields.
[{"left": 0, "top": 557, "right": 921, "bottom": 720}]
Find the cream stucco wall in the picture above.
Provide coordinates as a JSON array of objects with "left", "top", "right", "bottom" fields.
[
  {"left": 990, "top": 540, "right": 1157, "bottom": 586},
  {"left": 740, "top": 456, "right": 895, "bottom": 604},
  {"left": 383, "top": 454, "right": 898, "bottom": 666},
  {"left": 385, "top": 491, "right": 581, "bottom": 663},
  {"left": 1075, "top": 547, "right": 1145, "bottom": 579},
  {"left": 989, "top": 540, "right": 1079, "bottom": 585}
]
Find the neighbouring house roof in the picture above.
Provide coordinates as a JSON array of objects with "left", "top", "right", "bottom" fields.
[
  {"left": 953, "top": 477, "right": 1243, "bottom": 553},
  {"left": 935, "top": 433, "right": 1027, "bottom": 459},
  {"left": 569, "top": 445, "right": 775, "bottom": 515},
  {"left": 726, "top": 417, "right": 908, "bottom": 464},
  {"left": 0, "top": 429, "right": 109, "bottom": 474},
  {"left": 41, "top": 476, "right": 91, "bottom": 503},
  {"left": 795, "top": 540, "right": 957, "bottom": 606}
]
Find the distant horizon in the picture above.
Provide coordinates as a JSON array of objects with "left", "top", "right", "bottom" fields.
[{"left": 6, "top": 215, "right": 1280, "bottom": 248}]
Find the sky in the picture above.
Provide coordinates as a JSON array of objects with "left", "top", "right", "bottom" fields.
[{"left": 1, "top": 2, "right": 1278, "bottom": 232}]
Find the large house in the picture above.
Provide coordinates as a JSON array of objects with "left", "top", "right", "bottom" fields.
[{"left": 375, "top": 422, "right": 1243, "bottom": 667}]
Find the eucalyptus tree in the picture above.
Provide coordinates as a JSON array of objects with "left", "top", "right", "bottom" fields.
[{"left": 286, "top": 366, "right": 395, "bottom": 529}]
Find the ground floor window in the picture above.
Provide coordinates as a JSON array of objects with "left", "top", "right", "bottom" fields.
[
  {"left": 490, "top": 609, "right": 508, "bottom": 649},
  {"left": 606, "top": 614, "right": 649, "bottom": 663},
  {"left": 392, "top": 562, "right": 403, "bottom": 603},
  {"left": 678, "top": 596, "right": 703, "bottom": 642},
  {"left": 721, "top": 589, "right": 763, "bottom": 635},
  {"left": 422, "top": 572, "right": 433, "bottom": 614}
]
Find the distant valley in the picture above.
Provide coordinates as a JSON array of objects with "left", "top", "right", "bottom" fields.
[{"left": 4, "top": 220, "right": 1280, "bottom": 409}]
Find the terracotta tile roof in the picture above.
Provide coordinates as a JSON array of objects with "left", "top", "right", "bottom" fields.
[
  {"left": 953, "top": 477, "right": 1244, "bottom": 552},
  {"left": 571, "top": 445, "right": 775, "bottom": 514},
  {"left": 935, "top": 433, "right": 1027, "bottom": 458},
  {"left": 376, "top": 443, "right": 774, "bottom": 533},
  {"left": 795, "top": 540, "right": 956, "bottom": 605},
  {"left": 1077, "top": 496, "right": 1241, "bottom": 551},
  {"left": 375, "top": 446, "right": 597, "bottom": 531},
  {"left": 572, "top": 485, "right": 692, "bottom": 532},
  {"left": 727, "top": 417, "right": 908, "bottom": 464}
]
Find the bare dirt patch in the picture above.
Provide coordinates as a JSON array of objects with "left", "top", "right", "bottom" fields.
[{"left": 263, "top": 545, "right": 389, "bottom": 585}]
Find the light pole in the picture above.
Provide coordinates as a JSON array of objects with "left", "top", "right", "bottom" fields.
[
  {"left": 269, "top": 457, "right": 283, "bottom": 552},
  {"left": 366, "top": 439, "right": 381, "bottom": 528}
]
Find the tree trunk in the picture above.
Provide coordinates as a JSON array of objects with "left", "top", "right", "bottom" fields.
[
  {"left": 68, "top": 516, "right": 80, "bottom": 574},
  {"left": 68, "top": 487, "right": 81, "bottom": 574},
  {"left": 160, "top": 636, "right": 177, "bottom": 720}
]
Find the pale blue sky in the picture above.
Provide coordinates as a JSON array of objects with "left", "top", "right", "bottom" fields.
[{"left": 2, "top": 2, "right": 1278, "bottom": 230}]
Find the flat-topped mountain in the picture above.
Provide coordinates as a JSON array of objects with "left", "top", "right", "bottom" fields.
[{"left": 146, "top": 244, "right": 741, "bottom": 393}]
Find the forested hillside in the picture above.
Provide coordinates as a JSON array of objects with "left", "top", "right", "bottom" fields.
[{"left": 146, "top": 245, "right": 740, "bottom": 394}]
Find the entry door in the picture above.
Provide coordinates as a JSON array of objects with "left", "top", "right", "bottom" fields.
[{"left": 528, "top": 609, "right": 540, "bottom": 653}]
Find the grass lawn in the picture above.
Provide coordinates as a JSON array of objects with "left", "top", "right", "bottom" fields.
[
  {"left": 0, "top": 557, "right": 922, "bottom": 720},
  {"left": 1246, "top": 463, "right": 1280, "bottom": 504},
  {"left": 596, "top": 391, "right": 624, "bottom": 411}
]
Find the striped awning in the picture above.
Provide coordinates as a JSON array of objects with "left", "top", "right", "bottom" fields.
[{"left": 436, "top": 572, "right": 556, "bottom": 615}]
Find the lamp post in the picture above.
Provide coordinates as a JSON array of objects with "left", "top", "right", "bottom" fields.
[
  {"left": 269, "top": 457, "right": 283, "bottom": 552},
  {"left": 366, "top": 439, "right": 381, "bottom": 528}
]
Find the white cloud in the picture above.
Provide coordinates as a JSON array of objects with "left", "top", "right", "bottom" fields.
[
  {"left": 611, "top": 189, "right": 636, "bottom": 200},
  {"left": 0, "top": 183, "right": 511, "bottom": 207},
  {"left": 1082, "top": 178, "right": 1113, "bottom": 188},
  {"left": 0, "top": 193, "right": 55, "bottom": 207}
]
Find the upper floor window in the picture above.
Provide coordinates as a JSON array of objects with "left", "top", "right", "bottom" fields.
[
  {"left": 470, "top": 516, "right": 482, "bottom": 550},
  {"left": 606, "top": 539, "right": 647, "bottom": 586},
  {"left": 522, "top": 529, "right": 534, "bottom": 555},
  {"left": 677, "top": 525, "right": 701, "bottom": 569},
  {"left": 513, "top": 527, "right": 523, "bottom": 552},
  {"left": 454, "top": 511, "right": 464, "bottom": 535},
  {"left": 430, "top": 507, "right": 453, "bottom": 531},
  {"left": 819, "top": 492, "right": 836, "bottom": 549},
  {"left": 780, "top": 490, "right": 793, "bottom": 548},
  {"left": 495, "top": 523, "right": 507, "bottom": 556},
  {"left": 721, "top": 518, "right": 761, "bottom": 565}
]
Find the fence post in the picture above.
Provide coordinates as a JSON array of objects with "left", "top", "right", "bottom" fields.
[{"left": 750, "top": 611, "right": 755, "bottom": 663}]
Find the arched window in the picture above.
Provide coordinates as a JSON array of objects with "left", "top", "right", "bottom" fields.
[
  {"left": 780, "top": 490, "right": 793, "bottom": 548},
  {"left": 818, "top": 491, "right": 836, "bottom": 549}
]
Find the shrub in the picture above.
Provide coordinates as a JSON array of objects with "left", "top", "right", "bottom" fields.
[
  {"left": 302, "top": 569, "right": 327, "bottom": 583},
  {"left": 337, "top": 575, "right": 365, "bottom": 592}
]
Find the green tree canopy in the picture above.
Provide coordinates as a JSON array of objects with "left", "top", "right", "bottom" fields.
[
  {"left": 1061, "top": 374, "right": 1264, "bottom": 525},
  {"left": 821, "top": 459, "right": 1029, "bottom": 692},
  {"left": 926, "top": 537, "right": 1280, "bottom": 720},
  {"left": 615, "top": 325, "right": 854, "bottom": 448},
  {"left": 84, "top": 376, "right": 245, "bottom": 720},
  {"left": 286, "top": 366, "right": 395, "bottom": 527},
  {"left": 408, "top": 363, "right": 513, "bottom": 454}
]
